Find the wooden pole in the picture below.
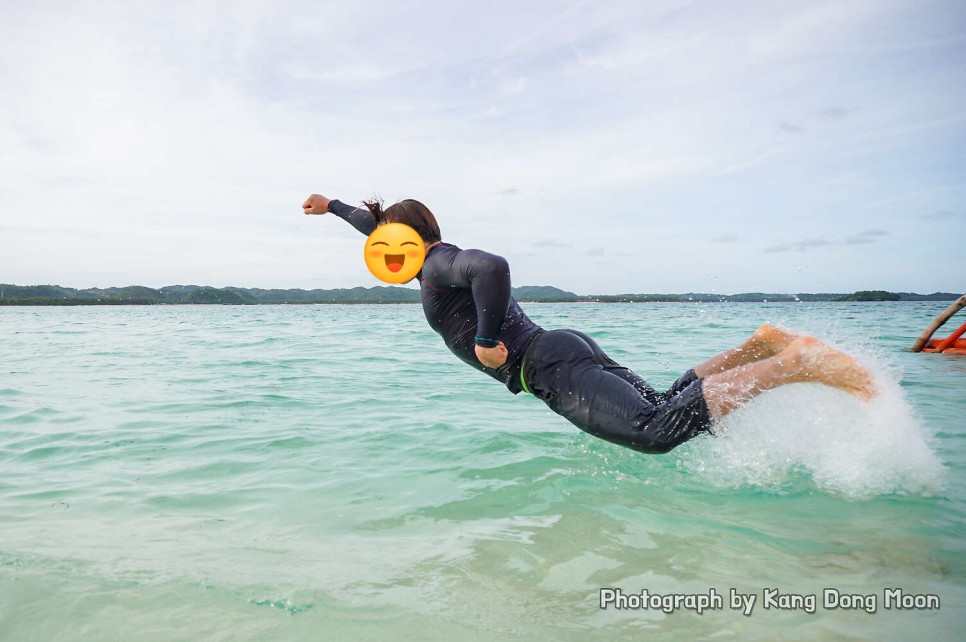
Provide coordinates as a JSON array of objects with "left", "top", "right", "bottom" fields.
[{"left": 912, "top": 294, "right": 966, "bottom": 352}]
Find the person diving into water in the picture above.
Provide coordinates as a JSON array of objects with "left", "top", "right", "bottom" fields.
[{"left": 303, "top": 193, "right": 876, "bottom": 454}]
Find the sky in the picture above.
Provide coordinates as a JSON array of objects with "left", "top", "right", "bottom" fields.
[{"left": 1, "top": 0, "right": 964, "bottom": 295}]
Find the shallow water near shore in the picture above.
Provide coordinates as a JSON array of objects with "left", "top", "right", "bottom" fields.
[{"left": 0, "top": 302, "right": 963, "bottom": 640}]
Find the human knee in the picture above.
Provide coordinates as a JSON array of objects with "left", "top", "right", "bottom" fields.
[
  {"left": 784, "top": 335, "right": 821, "bottom": 354},
  {"left": 756, "top": 322, "right": 778, "bottom": 334},
  {"left": 774, "top": 336, "right": 821, "bottom": 373},
  {"left": 751, "top": 323, "right": 797, "bottom": 354},
  {"left": 752, "top": 323, "right": 780, "bottom": 344}
]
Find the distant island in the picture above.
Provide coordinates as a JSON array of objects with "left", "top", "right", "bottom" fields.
[{"left": 0, "top": 284, "right": 959, "bottom": 306}]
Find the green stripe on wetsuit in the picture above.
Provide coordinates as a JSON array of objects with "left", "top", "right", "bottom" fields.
[{"left": 520, "top": 357, "right": 532, "bottom": 394}]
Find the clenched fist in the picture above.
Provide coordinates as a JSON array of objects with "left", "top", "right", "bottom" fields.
[
  {"left": 303, "top": 194, "right": 331, "bottom": 215},
  {"left": 475, "top": 342, "right": 508, "bottom": 369}
]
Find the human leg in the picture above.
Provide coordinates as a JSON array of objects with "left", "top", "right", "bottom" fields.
[
  {"left": 693, "top": 324, "right": 799, "bottom": 378},
  {"left": 567, "top": 329, "right": 709, "bottom": 407},
  {"left": 701, "top": 337, "right": 875, "bottom": 419},
  {"left": 567, "top": 323, "right": 799, "bottom": 407},
  {"left": 523, "top": 330, "right": 712, "bottom": 454},
  {"left": 565, "top": 329, "right": 670, "bottom": 405}
]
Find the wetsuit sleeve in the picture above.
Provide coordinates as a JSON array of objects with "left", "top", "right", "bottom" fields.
[
  {"left": 428, "top": 248, "right": 511, "bottom": 348},
  {"left": 328, "top": 199, "right": 377, "bottom": 236}
]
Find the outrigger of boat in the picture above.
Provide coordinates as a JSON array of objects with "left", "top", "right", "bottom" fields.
[{"left": 912, "top": 294, "right": 966, "bottom": 355}]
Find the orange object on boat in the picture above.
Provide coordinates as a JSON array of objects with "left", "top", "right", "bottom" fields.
[
  {"left": 922, "top": 321, "right": 966, "bottom": 354},
  {"left": 913, "top": 295, "right": 966, "bottom": 354}
]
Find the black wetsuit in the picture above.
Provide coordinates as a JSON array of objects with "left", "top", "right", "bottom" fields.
[{"left": 329, "top": 200, "right": 713, "bottom": 454}]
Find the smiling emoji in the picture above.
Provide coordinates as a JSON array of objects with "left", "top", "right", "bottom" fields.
[{"left": 364, "top": 223, "right": 426, "bottom": 283}]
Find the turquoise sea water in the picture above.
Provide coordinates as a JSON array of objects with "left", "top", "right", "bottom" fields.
[{"left": 0, "top": 302, "right": 963, "bottom": 641}]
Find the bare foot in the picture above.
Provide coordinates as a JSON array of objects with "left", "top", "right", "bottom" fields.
[{"left": 786, "top": 337, "right": 876, "bottom": 400}]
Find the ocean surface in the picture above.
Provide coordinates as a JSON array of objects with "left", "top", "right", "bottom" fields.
[{"left": 0, "top": 302, "right": 962, "bottom": 641}]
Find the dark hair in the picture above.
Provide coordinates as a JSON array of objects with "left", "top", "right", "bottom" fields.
[{"left": 363, "top": 198, "right": 441, "bottom": 244}]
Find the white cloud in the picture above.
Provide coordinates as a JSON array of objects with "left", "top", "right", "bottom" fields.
[
  {"left": 1, "top": 0, "right": 963, "bottom": 293},
  {"left": 920, "top": 210, "right": 964, "bottom": 222},
  {"left": 844, "top": 229, "right": 890, "bottom": 245},
  {"left": 765, "top": 236, "right": 832, "bottom": 253}
]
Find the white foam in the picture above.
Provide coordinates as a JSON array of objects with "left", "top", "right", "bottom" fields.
[{"left": 684, "top": 339, "right": 946, "bottom": 499}]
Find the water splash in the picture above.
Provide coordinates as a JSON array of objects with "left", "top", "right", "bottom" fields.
[
  {"left": 249, "top": 597, "right": 315, "bottom": 615},
  {"left": 684, "top": 345, "right": 945, "bottom": 499}
]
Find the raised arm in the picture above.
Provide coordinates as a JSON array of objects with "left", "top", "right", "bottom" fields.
[{"left": 302, "top": 193, "right": 377, "bottom": 236}]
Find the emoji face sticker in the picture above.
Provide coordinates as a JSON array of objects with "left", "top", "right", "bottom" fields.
[{"left": 364, "top": 223, "right": 426, "bottom": 283}]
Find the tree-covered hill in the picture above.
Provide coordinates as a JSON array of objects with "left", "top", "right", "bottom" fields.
[{"left": 0, "top": 283, "right": 958, "bottom": 305}]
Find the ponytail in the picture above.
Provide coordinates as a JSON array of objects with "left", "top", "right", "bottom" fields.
[{"left": 362, "top": 198, "right": 386, "bottom": 224}]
